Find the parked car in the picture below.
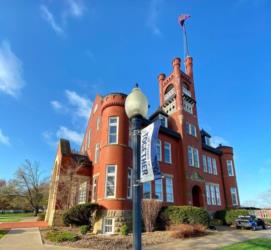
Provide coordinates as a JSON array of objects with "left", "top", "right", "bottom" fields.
[{"left": 235, "top": 215, "right": 266, "bottom": 230}]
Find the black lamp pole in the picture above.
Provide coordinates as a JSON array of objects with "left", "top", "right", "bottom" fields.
[{"left": 131, "top": 115, "right": 142, "bottom": 250}]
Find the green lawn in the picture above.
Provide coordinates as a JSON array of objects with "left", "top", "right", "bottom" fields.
[
  {"left": 0, "top": 230, "right": 8, "bottom": 239},
  {"left": 217, "top": 238, "right": 271, "bottom": 250},
  {"left": 0, "top": 213, "right": 33, "bottom": 222}
]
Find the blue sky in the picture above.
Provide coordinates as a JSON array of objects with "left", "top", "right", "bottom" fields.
[{"left": 0, "top": 0, "right": 270, "bottom": 207}]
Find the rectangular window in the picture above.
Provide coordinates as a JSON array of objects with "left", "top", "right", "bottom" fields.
[
  {"left": 165, "top": 176, "right": 174, "bottom": 202},
  {"left": 188, "top": 146, "right": 200, "bottom": 168},
  {"left": 215, "top": 185, "right": 221, "bottom": 205},
  {"left": 127, "top": 168, "right": 132, "bottom": 199},
  {"left": 92, "top": 176, "right": 98, "bottom": 202},
  {"left": 210, "top": 184, "right": 216, "bottom": 205},
  {"left": 96, "top": 117, "right": 101, "bottom": 130},
  {"left": 143, "top": 182, "right": 151, "bottom": 199},
  {"left": 206, "top": 183, "right": 221, "bottom": 206},
  {"left": 207, "top": 156, "right": 212, "bottom": 174},
  {"left": 78, "top": 181, "right": 88, "bottom": 204},
  {"left": 108, "top": 117, "right": 119, "bottom": 144},
  {"left": 159, "top": 114, "right": 168, "bottom": 128},
  {"left": 185, "top": 122, "right": 197, "bottom": 137},
  {"left": 103, "top": 218, "right": 114, "bottom": 234},
  {"left": 183, "top": 100, "right": 193, "bottom": 114},
  {"left": 155, "top": 179, "right": 163, "bottom": 201},
  {"left": 205, "top": 184, "right": 211, "bottom": 205},
  {"left": 203, "top": 155, "right": 208, "bottom": 172},
  {"left": 105, "top": 165, "right": 116, "bottom": 198},
  {"left": 227, "top": 160, "right": 234, "bottom": 176},
  {"left": 94, "top": 144, "right": 100, "bottom": 163},
  {"left": 156, "top": 139, "right": 162, "bottom": 161},
  {"left": 205, "top": 137, "right": 211, "bottom": 146},
  {"left": 212, "top": 158, "right": 218, "bottom": 175},
  {"left": 188, "top": 146, "right": 194, "bottom": 166},
  {"left": 87, "top": 129, "right": 91, "bottom": 149},
  {"left": 231, "top": 187, "right": 238, "bottom": 206},
  {"left": 164, "top": 142, "right": 172, "bottom": 164}
]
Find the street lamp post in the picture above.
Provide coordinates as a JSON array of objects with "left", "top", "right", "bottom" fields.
[{"left": 125, "top": 85, "right": 148, "bottom": 250}]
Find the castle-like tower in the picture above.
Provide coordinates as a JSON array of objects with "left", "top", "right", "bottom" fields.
[{"left": 46, "top": 56, "right": 239, "bottom": 234}]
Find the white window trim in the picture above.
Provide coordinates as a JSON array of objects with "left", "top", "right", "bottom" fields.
[
  {"left": 165, "top": 175, "right": 174, "bottom": 203},
  {"left": 94, "top": 143, "right": 100, "bottom": 164},
  {"left": 206, "top": 183, "right": 221, "bottom": 206},
  {"left": 212, "top": 158, "right": 218, "bottom": 175},
  {"left": 78, "top": 181, "right": 88, "bottom": 204},
  {"left": 231, "top": 187, "right": 239, "bottom": 206},
  {"left": 108, "top": 116, "right": 119, "bottom": 144},
  {"left": 127, "top": 168, "right": 132, "bottom": 199},
  {"left": 103, "top": 218, "right": 115, "bottom": 234},
  {"left": 164, "top": 142, "right": 172, "bottom": 164},
  {"left": 207, "top": 156, "right": 213, "bottom": 174},
  {"left": 105, "top": 165, "right": 117, "bottom": 198},
  {"left": 159, "top": 114, "right": 168, "bottom": 128},
  {"left": 183, "top": 100, "right": 193, "bottom": 114},
  {"left": 203, "top": 155, "right": 207, "bottom": 173},
  {"left": 157, "top": 139, "right": 162, "bottom": 162},
  {"left": 227, "top": 160, "right": 234, "bottom": 176},
  {"left": 155, "top": 178, "right": 163, "bottom": 201},
  {"left": 188, "top": 146, "right": 200, "bottom": 168}
]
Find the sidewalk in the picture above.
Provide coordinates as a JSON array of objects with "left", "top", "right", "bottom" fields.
[{"left": 0, "top": 228, "right": 89, "bottom": 250}]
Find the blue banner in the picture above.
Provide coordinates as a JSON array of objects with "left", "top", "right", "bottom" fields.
[{"left": 140, "top": 119, "right": 161, "bottom": 183}]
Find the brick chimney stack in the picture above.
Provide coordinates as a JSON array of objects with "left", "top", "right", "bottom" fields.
[{"left": 185, "top": 56, "right": 193, "bottom": 79}]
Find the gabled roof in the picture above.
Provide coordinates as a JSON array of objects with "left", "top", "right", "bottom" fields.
[{"left": 200, "top": 129, "right": 211, "bottom": 138}]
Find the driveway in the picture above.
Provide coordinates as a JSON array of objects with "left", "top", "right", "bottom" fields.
[{"left": 145, "top": 226, "right": 271, "bottom": 250}]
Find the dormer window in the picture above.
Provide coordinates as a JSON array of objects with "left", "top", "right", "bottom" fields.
[
  {"left": 205, "top": 136, "right": 211, "bottom": 146},
  {"left": 159, "top": 114, "right": 168, "bottom": 128}
]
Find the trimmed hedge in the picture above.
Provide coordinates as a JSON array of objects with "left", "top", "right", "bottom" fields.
[
  {"left": 46, "top": 230, "right": 78, "bottom": 242},
  {"left": 225, "top": 209, "right": 249, "bottom": 225},
  {"left": 161, "top": 206, "right": 210, "bottom": 226},
  {"left": 62, "top": 203, "right": 100, "bottom": 226}
]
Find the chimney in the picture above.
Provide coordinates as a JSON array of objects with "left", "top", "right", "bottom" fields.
[{"left": 185, "top": 56, "right": 193, "bottom": 79}]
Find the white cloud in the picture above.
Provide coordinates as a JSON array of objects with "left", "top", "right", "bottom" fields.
[
  {"left": 66, "top": 0, "right": 85, "bottom": 18},
  {"left": 211, "top": 136, "right": 230, "bottom": 147},
  {"left": 42, "top": 131, "right": 57, "bottom": 148},
  {"left": 56, "top": 126, "right": 83, "bottom": 145},
  {"left": 50, "top": 100, "right": 63, "bottom": 110},
  {"left": 147, "top": 0, "right": 163, "bottom": 36},
  {"left": 0, "top": 41, "right": 25, "bottom": 97},
  {"left": 40, "top": 5, "right": 64, "bottom": 35},
  {"left": 41, "top": 0, "right": 86, "bottom": 36},
  {"left": 0, "top": 129, "right": 10, "bottom": 146},
  {"left": 65, "top": 89, "right": 92, "bottom": 119}
]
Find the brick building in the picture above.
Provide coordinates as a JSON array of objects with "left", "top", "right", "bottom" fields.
[{"left": 45, "top": 55, "right": 240, "bottom": 233}]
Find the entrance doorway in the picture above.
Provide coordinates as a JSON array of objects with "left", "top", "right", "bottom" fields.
[{"left": 192, "top": 185, "right": 202, "bottom": 207}]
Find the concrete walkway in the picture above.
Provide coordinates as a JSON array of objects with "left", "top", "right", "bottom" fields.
[
  {"left": 0, "top": 228, "right": 88, "bottom": 250},
  {"left": 145, "top": 227, "right": 271, "bottom": 250}
]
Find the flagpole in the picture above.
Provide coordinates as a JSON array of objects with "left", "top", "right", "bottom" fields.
[{"left": 182, "top": 22, "right": 190, "bottom": 58}]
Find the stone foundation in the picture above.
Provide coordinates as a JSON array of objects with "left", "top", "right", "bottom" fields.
[{"left": 93, "top": 210, "right": 132, "bottom": 234}]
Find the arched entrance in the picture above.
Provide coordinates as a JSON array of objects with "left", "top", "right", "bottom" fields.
[{"left": 192, "top": 185, "right": 203, "bottom": 207}]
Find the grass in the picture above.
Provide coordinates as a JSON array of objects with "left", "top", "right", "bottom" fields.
[
  {"left": 0, "top": 230, "right": 8, "bottom": 239},
  {"left": 0, "top": 213, "right": 33, "bottom": 222},
  {"left": 217, "top": 238, "right": 271, "bottom": 250},
  {"left": 46, "top": 230, "right": 79, "bottom": 242}
]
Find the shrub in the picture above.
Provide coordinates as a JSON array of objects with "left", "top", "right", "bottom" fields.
[
  {"left": 225, "top": 209, "right": 249, "bottom": 225},
  {"left": 37, "top": 213, "right": 45, "bottom": 221},
  {"left": 142, "top": 199, "right": 163, "bottom": 232},
  {"left": 80, "top": 225, "right": 89, "bottom": 235},
  {"left": 62, "top": 203, "right": 100, "bottom": 227},
  {"left": 161, "top": 206, "right": 210, "bottom": 227},
  {"left": 120, "top": 224, "right": 129, "bottom": 236},
  {"left": 210, "top": 218, "right": 223, "bottom": 226},
  {"left": 170, "top": 224, "right": 206, "bottom": 239},
  {"left": 46, "top": 230, "right": 78, "bottom": 242}
]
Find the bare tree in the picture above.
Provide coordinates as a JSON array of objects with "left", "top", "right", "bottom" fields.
[
  {"left": 142, "top": 199, "right": 163, "bottom": 232},
  {"left": 12, "top": 160, "right": 49, "bottom": 216}
]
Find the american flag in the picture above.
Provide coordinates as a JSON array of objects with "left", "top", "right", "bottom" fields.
[{"left": 179, "top": 14, "right": 191, "bottom": 26}]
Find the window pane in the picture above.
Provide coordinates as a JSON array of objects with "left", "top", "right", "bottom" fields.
[
  {"left": 164, "top": 143, "right": 171, "bottom": 163},
  {"left": 156, "top": 140, "right": 161, "bottom": 161},
  {"left": 207, "top": 157, "right": 212, "bottom": 174},
  {"left": 166, "top": 177, "right": 173, "bottom": 202},
  {"left": 203, "top": 155, "right": 207, "bottom": 172},
  {"left": 212, "top": 158, "right": 217, "bottom": 175},
  {"left": 193, "top": 148, "right": 199, "bottom": 168},
  {"left": 210, "top": 185, "right": 216, "bottom": 205},
  {"left": 143, "top": 182, "right": 151, "bottom": 199},
  {"left": 215, "top": 185, "right": 221, "bottom": 205},
  {"left": 155, "top": 179, "right": 163, "bottom": 201},
  {"left": 106, "top": 166, "right": 116, "bottom": 197},
  {"left": 205, "top": 184, "right": 211, "bottom": 205},
  {"left": 188, "top": 146, "right": 193, "bottom": 166}
]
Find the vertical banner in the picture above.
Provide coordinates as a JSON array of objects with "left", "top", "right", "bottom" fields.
[{"left": 140, "top": 119, "right": 161, "bottom": 183}]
